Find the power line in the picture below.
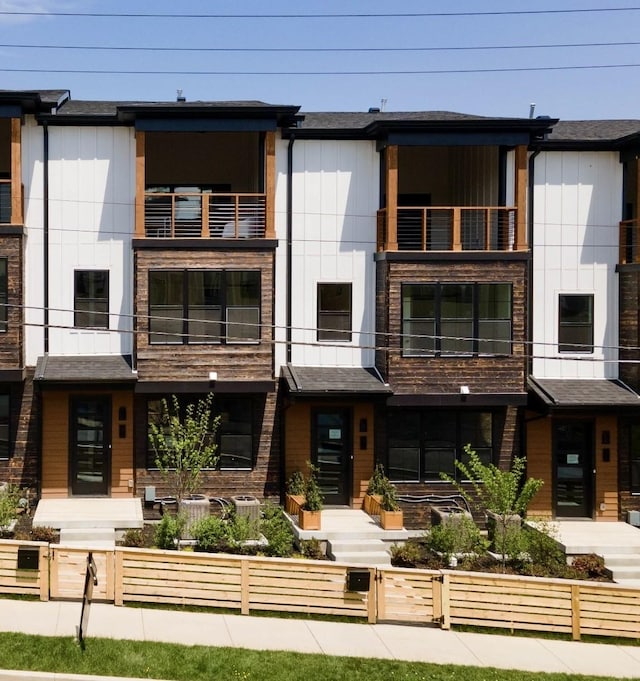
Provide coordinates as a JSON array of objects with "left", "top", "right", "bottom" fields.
[
  {"left": 1, "top": 8, "right": 639, "bottom": 19},
  {"left": 2, "top": 63, "right": 640, "bottom": 76},
  {"left": 2, "top": 40, "right": 639, "bottom": 54}
]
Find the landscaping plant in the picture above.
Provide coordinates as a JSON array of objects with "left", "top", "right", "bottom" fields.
[
  {"left": 426, "top": 514, "right": 488, "bottom": 561},
  {"left": 148, "top": 393, "right": 220, "bottom": 504},
  {"left": 303, "top": 463, "right": 323, "bottom": 512},
  {"left": 0, "top": 484, "right": 21, "bottom": 533}
]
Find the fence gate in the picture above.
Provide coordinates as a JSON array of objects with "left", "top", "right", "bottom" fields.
[{"left": 49, "top": 546, "right": 114, "bottom": 601}]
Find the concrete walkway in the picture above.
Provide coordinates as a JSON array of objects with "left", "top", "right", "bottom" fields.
[{"left": 1, "top": 599, "right": 640, "bottom": 680}]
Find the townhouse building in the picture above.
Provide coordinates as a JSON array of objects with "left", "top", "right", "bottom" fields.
[{"left": 0, "top": 88, "right": 639, "bottom": 525}]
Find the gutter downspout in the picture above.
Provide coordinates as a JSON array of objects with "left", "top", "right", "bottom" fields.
[
  {"left": 286, "top": 134, "right": 295, "bottom": 364},
  {"left": 43, "top": 121, "right": 49, "bottom": 353}
]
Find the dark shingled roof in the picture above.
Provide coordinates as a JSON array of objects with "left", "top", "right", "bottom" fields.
[
  {"left": 529, "top": 377, "right": 640, "bottom": 408},
  {"left": 546, "top": 120, "right": 640, "bottom": 143},
  {"left": 34, "top": 354, "right": 136, "bottom": 383},
  {"left": 282, "top": 365, "right": 391, "bottom": 396},
  {"left": 297, "top": 111, "right": 497, "bottom": 130}
]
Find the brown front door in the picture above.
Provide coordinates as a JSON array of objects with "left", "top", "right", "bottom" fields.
[{"left": 69, "top": 396, "right": 111, "bottom": 496}]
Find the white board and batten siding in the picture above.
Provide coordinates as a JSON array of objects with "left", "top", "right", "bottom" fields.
[
  {"left": 275, "top": 139, "right": 379, "bottom": 372},
  {"left": 532, "top": 151, "right": 622, "bottom": 379},
  {"left": 24, "top": 125, "right": 135, "bottom": 365}
]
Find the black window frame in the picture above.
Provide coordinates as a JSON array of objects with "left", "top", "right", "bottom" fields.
[
  {"left": 629, "top": 423, "right": 640, "bottom": 495},
  {"left": 317, "top": 282, "right": 352, "bottom": 342},
  {"left": 558, "top": 293, "right": 594, "bottom": 353},
  {"left": 74, "top": 270, "right": 109, "bottom": 329},
  {"left": 149, "top": 269, "right": 261, "bottom": 345},
  {"left": 402, "top": 282, "right": 512, "bottom": 357},
  {"left": 146, "top": 396, "right": 255, "bottom": 471},
  {"left": 0, "top": 257, "right": 7, "bottom": 333},
  {"left": 387, "top": 409, "right": 495, "bottom": 483},
  {"left": 0, "top": 392, "right": 9, "bottom": 460}
]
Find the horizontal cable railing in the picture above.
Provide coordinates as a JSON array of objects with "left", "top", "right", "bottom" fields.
[
  {"left": 143, "top": 191, "right": 266, "bottom": 239},
  {"left": 619, "top": 219, "right": 640, "bottom": 264},
  {"left": 378, "top": 206, "right": 519, "bottom": 252}
]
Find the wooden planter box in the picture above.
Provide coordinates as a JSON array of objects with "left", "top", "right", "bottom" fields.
[
  {"left": 299, "top": 508, "right": 321, "bottom": 530},
  {"left": 285, "top": 494, "right": 305, "bottom": 516},
  {"left": 363, "top": 494, "right": 382, "bottom": 515},
  {"left": 380, "top": 509, "right": 403, "bottom": 530}
]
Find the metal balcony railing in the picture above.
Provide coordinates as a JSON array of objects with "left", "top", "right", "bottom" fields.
[
  {"left": 377, "top": 206, "right": 520, "bottom": 252},
  {"left": 143, "top": 191, "right": 266, "bottom": 239}
]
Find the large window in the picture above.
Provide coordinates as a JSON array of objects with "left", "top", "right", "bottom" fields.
[
  {"left": 317, "top": 283, "right": 352, "bottom": 342},
  {"left": 74, "top": 270, "right": 109, "bottom": 328},
  {"left": 630, "top": 424, "right": 640, "bottom": 494},
  {"left": 558, "top": 294, "right": 593, "bottom": 353},
  {"left": 149, "top": 269, "right": 260, "bottom": 344},
  {"left": 387, "top": 410, "right": 494, "bottom": 482},
  {"left": 402, "top": 283, "right": 512, "bottom": 357},
  {"left": 146, "top": 396, "right": 254, "bottom": 470},
  {"left": 0, "top": 393, "right": 9, "bottom": 459},
  {"left": 0, "top": 258, "right": 7, "bottom": 333}
]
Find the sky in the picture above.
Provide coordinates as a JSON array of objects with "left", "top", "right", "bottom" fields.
[{"left": 1, "top": 0, "right": 640, "bottom": 120}]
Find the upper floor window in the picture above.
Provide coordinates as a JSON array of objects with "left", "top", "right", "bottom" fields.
[
  {"left": 0, "top": 393, "right": 9, "bottom": 459},
  {"left": 558, "top": 294, "right": 593, "bottom": 353},
  {"left": 402, "top": 282, "right": 512, "bottom": 357},
  {"left": 317, "top": 283, "right": 352, "bottom": 342},
  {"left": 0, "top": 258, "right": 7, "bottom": 333},
  {"left": 149, "top": 269, "right": 260, "bottom": 345},
  {"left": 387, "top": 409, "right": 494, "bottom": 482},
  {"left": 74, "top": 271, "right": 109, "bottom": 329}
]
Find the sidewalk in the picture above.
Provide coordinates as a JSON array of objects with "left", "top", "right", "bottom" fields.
[{"left": 1, "top": 599, "right": 640, "bottom": 680}]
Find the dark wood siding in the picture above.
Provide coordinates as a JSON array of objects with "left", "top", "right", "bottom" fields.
[
  {"left": 135, "top": 249, "right": 274, "bottom": 382},
  {"left": 619, "top": 268, "right": 640, "bottom": 391},
  {"left": 0, "top": 234, "right": 22, "bottom": 369}
]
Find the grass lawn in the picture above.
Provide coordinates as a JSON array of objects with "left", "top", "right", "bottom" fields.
[{"left": 0, "top": 632, "right": 625, "bottom": 681}]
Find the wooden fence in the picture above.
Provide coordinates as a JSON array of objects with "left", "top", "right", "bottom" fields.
[{"left": 2, "top": 539, "right": 640, "bottom": 641}]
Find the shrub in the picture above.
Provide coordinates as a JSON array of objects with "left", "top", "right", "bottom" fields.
[
  {"left": 299, "top": 537, "right": 324, "bottom": 560},
  {"left": 227, "top": 512, "right": 261, "bottom": 543},
  {"left": 286, "top": 471, "right": 305, "bottom": 496},
  {"left": 0, "top": 484, "right": 21, "bottom": 529},
  {"left": 260, "top": 503, "right": 295, "bottom": 558},
  {"left": 121, "top": 529, "right": 145, "bottom": 548},
  {"left": 390, "top": 541, "right": 424, "bottom": 568},
  {"left": 571, "top": 553, "right": 610, "bottom": 580},
  {"left": 366, "top": 463, "right": 388, "bottom": 496},
  {"left": 29, "top": 526, "right": 58, "bottom": 544},
  {"left": 154, "top": 513, "right": 186, "bottom": 550},
  {"left": 191, "top": 515, "right": 233, "bottom": 552},
  {"left": 426, "top": 515, "right": 488, "bottom": 559},
  {"left": 303, "top": 463, "right": 323, "bottom": 512}
]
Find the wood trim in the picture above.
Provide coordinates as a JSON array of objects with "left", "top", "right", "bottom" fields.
[
  {"left": 135, "top": 130, "right": 145, "bottom": 238},
  {"left": 515, "top": 145, "right": 527, "bottom": 250},
  {"left": 10, "top": 118, "right": 22, "bottom": 225},
  {"left": 385, "top": 145, "right": 398, "bottom": 250},
  {"left": 265, "top": 131, "right": 276, "bottom": 239}
]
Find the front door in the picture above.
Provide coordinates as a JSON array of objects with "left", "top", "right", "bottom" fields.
[
  {"left": 553, "top": 420, "right": 594, "bottom": 518},
  {"left": 312, "top": 409, "right": 351, "bottom": 506},
  {"left": 70, "top": 396, "right": 111, "bottom": 496}
]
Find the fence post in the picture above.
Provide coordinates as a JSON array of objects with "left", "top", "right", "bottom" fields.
[
  {"left": 571, "top": 584, "right": 581, "bottom": 641},
  {"left": 39, "top": 545, "right": 50, "bottom": 602},
  {"left": 432, "top": 574, "right": 442, "bottom": 626},
  {"left": 441, "top": 573, "right": 451, "bottom": 630},
  {"left": 114, "top": 549, "right": 124, "bottom": 606},
  {"left": 367, "top": 568, "right": 377, "bottom": 624},
  {"left": 241, "top": 559, "right": 250, "bottom": 615}
]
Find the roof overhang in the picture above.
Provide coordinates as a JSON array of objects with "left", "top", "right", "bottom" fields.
[
  {"left": 528, "top": 377, "right": 640, "bottom": 411},
  {"left": 135, "top": 380, "right": 275, "bottom": 394},
  {"left": 387, "top": 393, "right": 527, "bottom": 407},
  {"left": 282, "top": 365, "right": 392, "bottom": 398},
  {"left": 34, "top": 354, "right": 137, "bottom": 388}
]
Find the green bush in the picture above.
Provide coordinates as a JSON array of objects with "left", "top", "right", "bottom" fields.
[
  {"left": 426, "top": 515, "right": 488, "bottom": 559},
  {"left": 121, "top": 529, "right": 145, "bottom": 548},
  {"left": 191, "top": 515, "right": 233, "bottom": 552},
  {"left": 299, "top": 537, "right": 324, "bottom": 560},
  {"left": 286, "top": 471, "right": 305, "bottom": 496},
  {"left": 0, "top": 484, "right": 21, "bottom": 529},
  {"left": 571, "top": 553, "right": 610, "bottom": 580},
  {"left": 390, "top": 541, "right": 424, "bottom": 567},
  {"left": 260, "top": 503, "right": 295, "bottom": 558},
  {"left": 227, "top": 513, "right": 261, "bottom": 543},
  {"left": 154, "top": 513, "right": 186, "bottom": 550}
]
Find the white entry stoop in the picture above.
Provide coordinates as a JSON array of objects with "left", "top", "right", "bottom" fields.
[
  {"left": 328, "top": 538, "right": 391, "bottom": 566},
  {"left": 599, "top": 550, "right": 640, "bottom": 584},
  {"left": 59, "top": 527, "right": 117, "bottom": 549}
]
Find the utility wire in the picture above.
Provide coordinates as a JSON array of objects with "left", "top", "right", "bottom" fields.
[{"left": 1, "top": 8, "right": 639, "bottom": 19}]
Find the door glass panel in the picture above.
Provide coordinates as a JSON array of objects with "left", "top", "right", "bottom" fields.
[
  {"left": 314, "top": 411, "right": 350, "bottom": 505},
  {"left": 71, "top": 398, "right": 110, "bottom": 495},
  {"left": 554, "top": 421, "right": 592, "bottom": 517}
]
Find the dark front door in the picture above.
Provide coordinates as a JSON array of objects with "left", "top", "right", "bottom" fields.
[
  {"left": 312, "top": 409, "right": 351, "bottom": 506},
  {"left": 553, "top": 420, "right": 593, "bottom": 518},
  {"left": 70, "top": 396, "right": 111, "bottom": 496}
]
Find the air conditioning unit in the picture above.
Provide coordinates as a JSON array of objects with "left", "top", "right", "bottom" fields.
[
  {"left": 232, "top": 495, "right": 260, "bottom": 522},
  {"left": 627, "top": 510, "right": 640, "bottom": 527}
]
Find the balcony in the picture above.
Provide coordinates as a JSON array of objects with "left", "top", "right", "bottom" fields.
[
  {"left": 143, "top": 190, "right": 266, "bottom": 239},
  {"left": 377, "top": 205, "right": 520, "bottom": 252},
  {"left": 620, "top": 219, "right": 640, "bottom": 264},
  {"left": 0, "top": 179, "right": 10, "bottom": 224}
]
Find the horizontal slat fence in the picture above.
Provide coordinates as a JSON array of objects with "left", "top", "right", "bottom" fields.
[
  {"left": 3, "top": 539, "right": 640, "bottom": 640},
  {"left": 0, "top": 540, "right": 49, "bottom": 600}
]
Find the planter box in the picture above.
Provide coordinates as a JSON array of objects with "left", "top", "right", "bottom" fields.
[
  {"left": 380, "top": 509, "right": 403, "bottom": 530},
  {"left": 299, "top": 508, "right": 321, "bottom": 530},
  {"left": 285, "top": 494, "right": 305, "bottom": 516},
  {"left": 363, "top": 494, "right": 382, "bottom": 515},
  {"left": 486, "top": 510, "right": 522, "bottom": 552}
]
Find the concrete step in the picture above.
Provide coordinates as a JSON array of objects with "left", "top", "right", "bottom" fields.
[
  {"left": 328, "top": 537, "right": 391, "bottom": 565},
  {"left": 330, "top": 550, "right": 391, "bottom": 566},
  {"left": 601, "top": 553, "right": 640, "bottom": 567},
  {"left": 59, "top": 528, "right": 117, "bottom": 548},
  {"left": 609, "top": 566, "right": 640, "bottom": 581},
  {"left": 329, "top": 539, "right": 389, "bottom": 554}
]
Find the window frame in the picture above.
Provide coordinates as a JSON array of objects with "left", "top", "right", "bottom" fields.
[
  {"left": 74, "top": 270, "right": 110, "bottom": 329},
  {"left": 401, "top": 282, "right": 512, "bottom": 357},
  {"left": 558, "top": 293, "right": 594, "bottom": 354},
  {"left": 387, "top": 409, "right": 495, "bottom": 483},
  {"left": 0, "top": 392, "right": 9, "bottom": 460},
  {"left": 149, "top": 269, "right": 261, "bottom": 345},
  {"left": 0, "top": 257, "right": 7, "bottom": 333},
  {"left": 317, "top": 282, "right": 353, "bottom": 342}
]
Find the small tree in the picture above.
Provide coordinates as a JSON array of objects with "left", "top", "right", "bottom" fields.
[{"left": 148, "top": 393, "right": 220, "bottom": 504}]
